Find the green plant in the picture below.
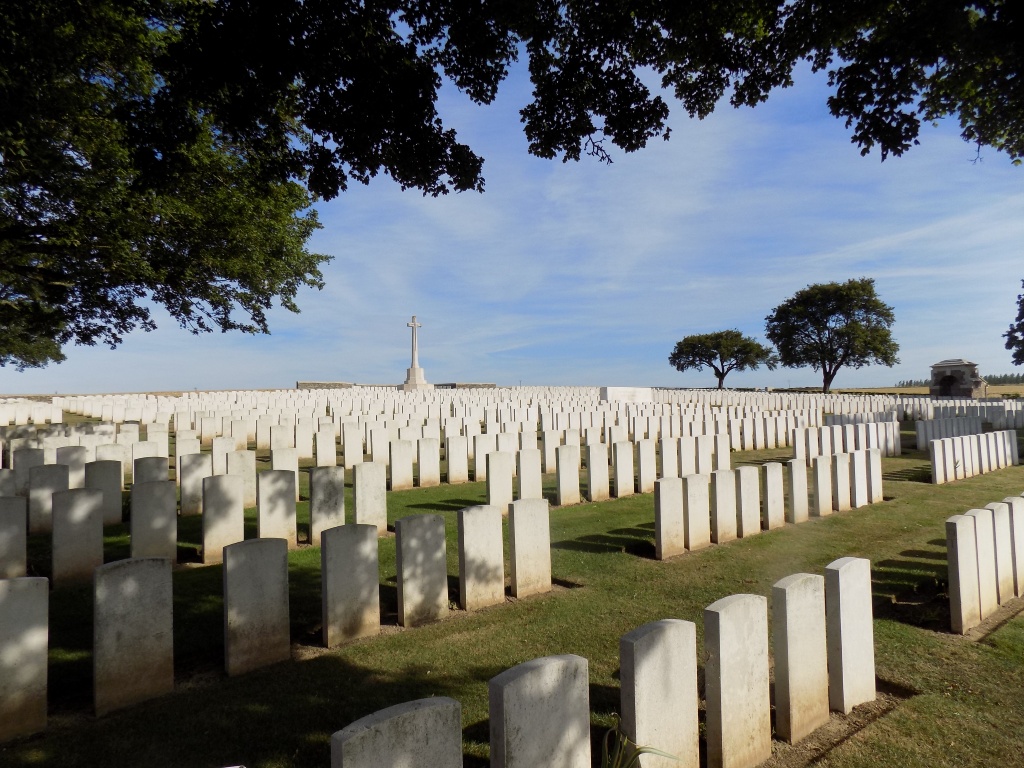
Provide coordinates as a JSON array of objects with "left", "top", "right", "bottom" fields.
[{"left": 601, "top": 714, "right": 679, "bottom": 768}]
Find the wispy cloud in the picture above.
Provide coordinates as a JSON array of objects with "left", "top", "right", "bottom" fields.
[{"left": 3, "top": 65, "right": 1021, "bottom": 394}]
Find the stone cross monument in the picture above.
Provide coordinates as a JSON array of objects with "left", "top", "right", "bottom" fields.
[{"left": 402, "top": 315, "right": 433, "bottom": 391}]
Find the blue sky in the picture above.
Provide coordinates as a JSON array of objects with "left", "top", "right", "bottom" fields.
[{"left": 3, "top": 63, "right": 1022, "bottom": 395}]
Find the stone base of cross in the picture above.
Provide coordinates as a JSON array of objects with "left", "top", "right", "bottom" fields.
[{"left": 403, "top": 366, "right": 433, "bottom": 391}]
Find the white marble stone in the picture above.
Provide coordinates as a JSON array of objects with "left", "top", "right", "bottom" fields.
[
  {"left": 489, "top": 655, "right": 590, "bottom": 768},
  {"left": 93, "top": 558, "right": 174, "bottom": 715},
  {"left": 734, "top": 465, "right": 761, "bottom": 538},
  {"left": 226, "top": 450, "right": 257, "bottom": 508},
  {"left": 586, "top": 442, "right": 610, "bottom": 502},
  {"left": 201, "top": 474, "right": 245, "bottom": 564},
  {"left": 710, "top": 469, "right": 737, "bottom": 544},
  {"left": 556, "top": 444, "right": 581, "bottom": 506},
  {"left": 322, "top": 524, "right": 379, "bottom": 646},
  {"left": 353, "top": 462, "right": 387, "bottom": 534},
  {"left": 0, "top": 498, "right": 27, "bottom": 578},
  {"left": 946, "top": 515, "right": 981, "bottom": 634},
  {"left": 986, "top": 502, "right": 1015, "bottom": 603},
  {"left": 760, "top": 462, "right": 785, "bottom": 530},
  {"left": 223, "top": 538, "right": 290, "bottom": 675},
  {"left": 516, "top": 449, "right": 543, "bottom": 500},
  {"left": 130, "top": 480, "right": 177, "bottom": 561},
  {"left": 620, "top": 619, "right": 698, "bottom": 768},
  {"left": 825, "top": 557, "right": 876, "bottom": 714},
  {"left": 257, "top": 469, "right": 298, "bottom": 547},
  {"left": 704, "top": 594, "right": 771, "bottom": 768},
  {"left": 510, "top": 498, "right": 552, "bottom": 598},
  {"left": 309, "top": 466, "right": 346, "bottom": 547},
  {"left": 682, "top": 473, "right": 711, "bottom": 551},
  {"left": 179, "top": 451, "right": 212, "bottom": 516},
  {"left": 786, "top": 459, "right": 808, "bottom": 524},
  {"left": 964, "top": 508, "right": 999, "bottom": 618},
  {"left": 332, "top": 697, "right": 461, "bottom": 768},
  {"left": 811, "top": 456, "right": 832, "bottom": 517},
  {"left": 28, "top": 462, "right": 69, "bottom": 534},
  {"left": 458, "top": 505, "right": 505, "bottom": 610},
  {"left": 487, "top": 451, "right": 515, "bottom": 510},
  {"left": 52, "top": 488, "right": 104, "bottom": 586},
  {"left": 0, "top": 577, "right": 48, "bottom": 742},
  {"left": 772, "top": 573, "right": 829, "bottom": 743},
  {"left": 655, "top": 477, "right": 685, "bottom": 560},
  {"left": 395, "top": 514, "right": 449, "bottom": 627}
]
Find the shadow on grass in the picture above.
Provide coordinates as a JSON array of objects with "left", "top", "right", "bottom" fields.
[
  {"left": 872, "top": 555, "right": 949, "bottom": 631},
  {"left": 883, "top": 466, "right": 932, "bottom": 483},
  {"left": 406, "top": 498, "right": 487, "bottom": 511},
  {"left": 552, "top": 533, "right": 655, "bottom": 558}
]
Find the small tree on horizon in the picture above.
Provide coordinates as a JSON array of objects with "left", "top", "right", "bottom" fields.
[
  {"left": 1004, "top": 280, "right": 1024, "bottom": 366},
  {"left": 764, "top": 277, "right": 899, "bottom": 393},
  {"left": 668, "top": 330, "right": 777, "bottom": 389}
]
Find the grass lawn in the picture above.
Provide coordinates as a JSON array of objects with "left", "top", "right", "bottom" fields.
[{"left": 3, "top": 437, "right": 1024, "bottom": 767}]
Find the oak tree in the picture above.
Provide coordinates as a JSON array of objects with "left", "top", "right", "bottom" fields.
[
  {"left": 668, "top": 330, "right": 777, "bottom": 389},
  {"left": 764, "top": 278, "right": 899, "bottom": 393}
]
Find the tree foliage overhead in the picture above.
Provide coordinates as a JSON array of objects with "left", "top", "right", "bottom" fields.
[
  {"left": 3, "top": 0, "right": 1020, "bottom": 370},
  {"left": 668, "top": 330, "right": 777, "bottom": 389},
  {"left": 764, "top": 278, "right": 899, "bottom": 393},
  {"left": 1005, "top": 280, "right": 1024, "bottom": 366}
]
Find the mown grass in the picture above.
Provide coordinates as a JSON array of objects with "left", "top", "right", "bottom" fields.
[{"left": 3, "top": 437, "right": 1024, "bottom": 768}]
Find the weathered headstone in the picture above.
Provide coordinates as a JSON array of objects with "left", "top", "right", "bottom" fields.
[
  {"left": 457, "top": 505, "right": 505, "bottom": 610},
  {"left": 223, "top": 538, "right": 290, "bottom": 675},
  {"left": 417, "top": 437, "right": 441, "bottom": 488},
  {"left": 509, "top": 498, "right": 551, "bottom": 598},
  {"left": 516, "top": 448, "right": 543, "bottom": 500},
  {"left": 0, "top": 497, "right": 28, "bottom": 578},
  {"left": 710, "top": 469, "right": 738, "bottom": 544},
  {"left": 55, "top": 445, "right": 88, "bottom": 489},
  {"left": 395, "top": 514, "right": 448, "bottom": 627},
  {"left": 322, "top": 524, "right": 379, "bottom": 646},
  {"left": 620, "top": 619, "right": 698, "bottom": 768},
  {"left": 556, "top": 444, "right": 581, "bottom": 506},
  {"left": 612, "top": 441, "right": 635, "bottom": 498},
  {"left": 487, "top": 451, "right": 514, "bottom": 510},
  {"left": 786, "top": 459, "right": 809, "bottom": 524},
  {"left": 825, "top": 557, "right": 876, "bottom": 713},
  {"left": 489, "top": 655, "right": 591, "bottom": 768},
  {"left": 257, "top": 469, "right": 298, "bottom": 547},
  {"left": 201, "top": 474, "right": 244, "bottom": 564},
  {"left": 389, "top": 439, "right": 415, "bottom": 491},
  {"left": 28, "top": 462, "right": 69, "bottom": 534},
  {"left": 772, "top": 573, "right": 829, "bottom": 743},
  {"left": 0, "top": 577, "right": 48, "bottom": 743},
  {"left": 353, "top": 461, "right": 387, "bottom": 534},
  {"left": 586, "top": 442, "right": 610, "bottom": 502},
  {"left": 179, "top": 451, "right": 213, "bottom": 516},
  {"left": 133, "top": 455, "right": 168, "bottom": 485},
  {"left": 654, "top": 477, "right": 685, "bottom": 560},
  {"left": 946, "top": 514, "right": 982, "bottom": 634},
  {"left": 704, "top": 594, "right": 771, "bottom": 768},
  {"left": 93, "top": 558, "right": 174, "bottom": 715},
  {"left": 130, "top": 480, "right": 177, "bottom": 561},
  {"left": 309, "top": 466, "right": 346, "bottom": 547},
  {"left": 85, "top": 459, "right": 124, "bottom": 525},
  {"left": 331, "top": 698, "right": 462, "bottom": 768},
  {"left": 964, "top": 508, "right": 999, "bottom": 617},
  {"left": 760, "top": 462, "right": 785, "bottom": 530},
  {"left": 734, "top": 465, "right": 761, "bottom": 538},
  {"left": 683, "top": 473, "right": 711, "bottom": 551},
  {"left": 52, "top": 488, "right": 104, "bottom": 586},
  {"left": 446, "top": 435, "right": 469, "bottom": 484},
  {"left": 226, "top": 450, "right": 258, "bottom": 508}
]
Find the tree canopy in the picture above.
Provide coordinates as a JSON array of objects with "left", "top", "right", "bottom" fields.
[
  {"left": 1005, "top": 280, "right": 1024, "bottom": 366},
  {"left": 764, "top": 278, "right": 899, "bottom": 393},
  {"left": 668, "top": 330, "right": 777, "bottom": 389},
  {"left": 3, "top": 1, "right": 1020, "bottom": 369}
]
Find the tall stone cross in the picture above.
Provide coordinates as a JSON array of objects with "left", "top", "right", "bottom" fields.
[{"left": 407, "top": 315, "right": 422, "bottom": 369}]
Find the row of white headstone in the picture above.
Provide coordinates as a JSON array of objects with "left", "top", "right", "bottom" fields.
[
  {"left": 653, "top": 451, "right": 884, "bottom": 560},
  {"left": 914, "top": 416, "right": 985, "bottom": 449},
  {"left": 946, "top": 496, "right": 1024, "bottom": 633},
  {"left": 331, "top": 557, "right": 876, "bottom": 768},
  {"left": 793, "top": 422, "right": 902, "bottom": 460},
  {"left": 0, "top": 498, "right": 554, "bottom": 743},
  {"left": 928, "top": 430, "right": 1019, "bottom": 484}
]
